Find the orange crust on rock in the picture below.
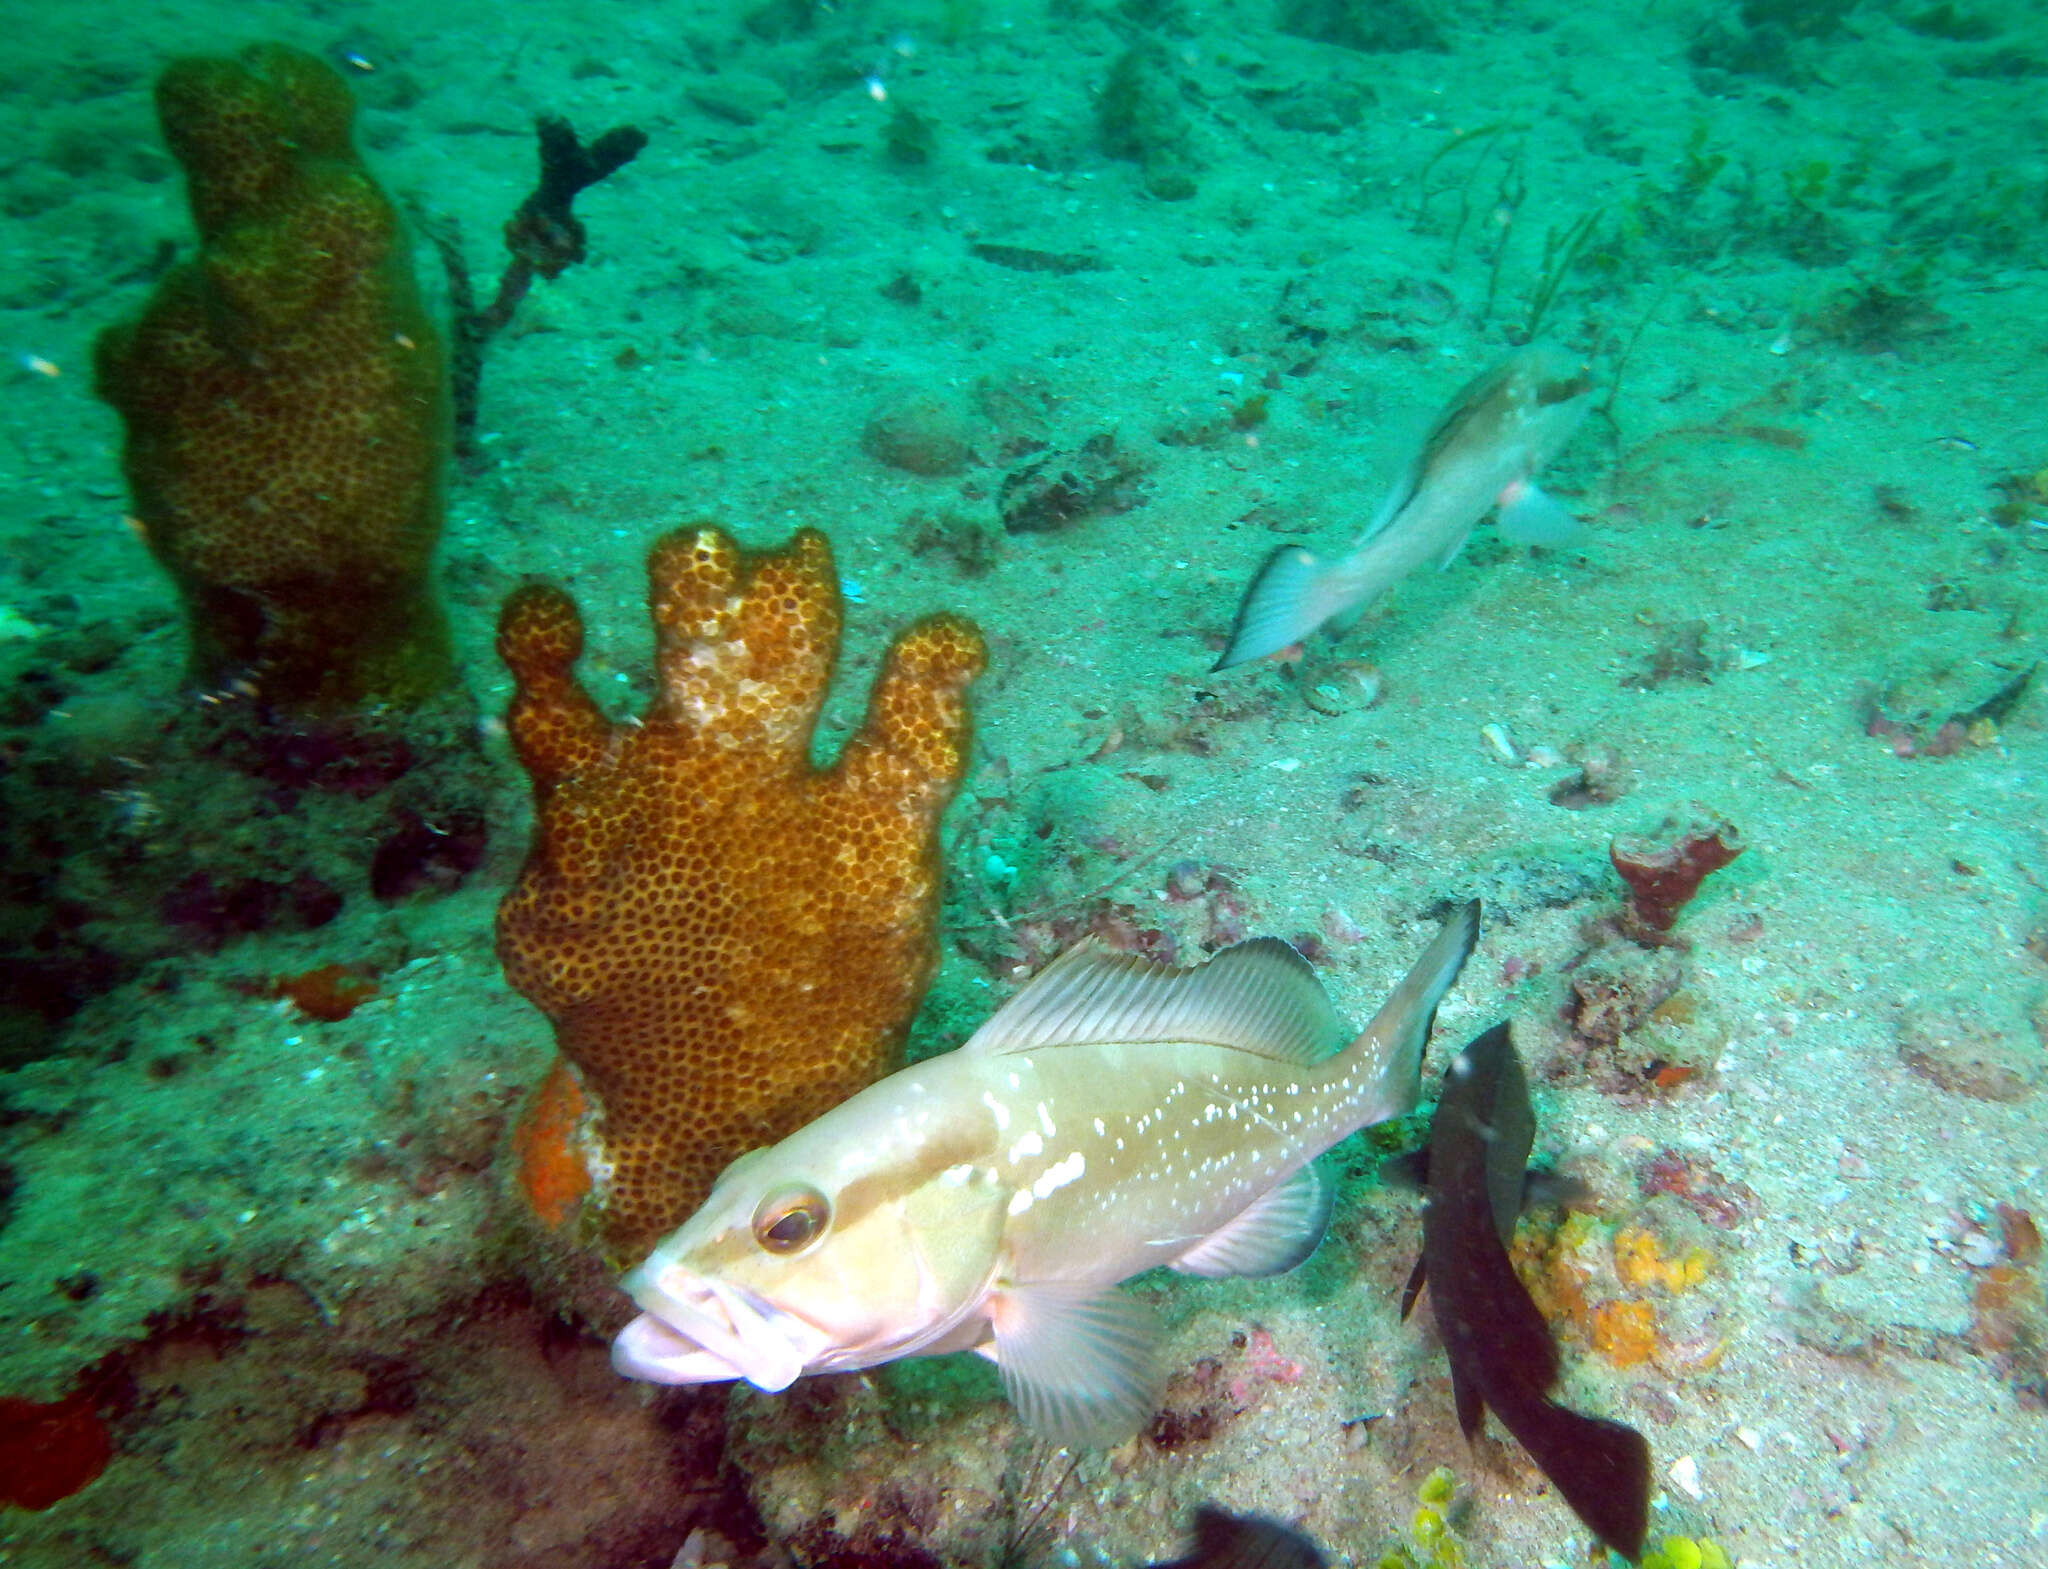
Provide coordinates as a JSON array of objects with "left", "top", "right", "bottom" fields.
[{"left": 511, "top": 1061, "right": 595, "bottom": 1232}]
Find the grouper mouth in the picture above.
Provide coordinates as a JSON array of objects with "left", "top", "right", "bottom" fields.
[{"left": 612, "top": 1263, "right": 831, "bottom": 1393}]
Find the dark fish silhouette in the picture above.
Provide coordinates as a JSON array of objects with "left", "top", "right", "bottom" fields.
[
  {"left": 1405, "top": 1022, "right": 1651, "bottom": 1563},
  {"left": 1152, "top": 1507, "right": 1327, "bottom": 1569}
]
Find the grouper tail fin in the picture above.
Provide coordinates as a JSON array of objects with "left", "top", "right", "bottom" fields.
[
  {"left": 1338, "top": 900, "right": 1480, "bottom": 1128},
  {"left": 1214, "top": 544, "right": 1358, "bottom": 670}
]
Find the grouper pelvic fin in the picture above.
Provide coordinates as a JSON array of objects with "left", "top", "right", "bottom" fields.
[
  {"left": 981, "top": 1278, "right": 1163, "bottom": 1448},
  {"left": 1172, "top": 1161, "right": 1336, "bottom": 1279},
  {"left": 960, "top": 935, "right": 1347, "bottom": 1064},
  {"left": 1496, "top": 479, "right": 1587, "bottom": 548}
]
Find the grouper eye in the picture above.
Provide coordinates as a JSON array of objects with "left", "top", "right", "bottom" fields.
[{"left": 751, "top": 1185, "right": 830, "bottom": 1254}]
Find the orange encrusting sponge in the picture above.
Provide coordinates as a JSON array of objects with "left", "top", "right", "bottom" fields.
[
  {"left": 1590, "top": 1299, "right": 1661, "bottom": 1368},
  {"left": 93, "top": 43, "right": 451, "bottom": 713},
  {"left": 1516, "top": 1214, "right": 1722, "bottom": 1372},
  {"left": 1615, "top": 1225, "right": 1712, "bottom": 1294},
  {"left": 496, "top": 527, "right": 984, "bottom": 1263},
  {"left": 510, "top": 1061, "right": 593, "bottom": 1230}
]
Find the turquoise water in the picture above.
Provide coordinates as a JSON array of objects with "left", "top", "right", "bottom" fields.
[{"left": 2, "top": 2, "right": 2045, "bottom": 1566}]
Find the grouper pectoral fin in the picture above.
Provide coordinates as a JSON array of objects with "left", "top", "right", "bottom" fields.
[
  {"left": 1172, "top": 1160, "right": 1335, "bottom": 1279},
  {"left": 1153, "top": 1507, "right": 1329, "bottom": 1569},
  {"left": 1496, "top": 479, "right": 1587, "bottom": 548},
  {"left": 985, "top": 1279, "right": 1163, "bottom": 1447}
]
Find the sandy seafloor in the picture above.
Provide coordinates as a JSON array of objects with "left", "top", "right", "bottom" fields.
[{"left": 2, "top": 1, "right": 2047, "bottom": 1566}]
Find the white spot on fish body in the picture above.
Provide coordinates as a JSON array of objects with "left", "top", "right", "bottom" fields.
[
  {"left": 1093, "top": 1117, "right": 1106, "bottom": 1136},
  {"left": 1037, "top": 1103, "right": 1056, "bottom": 1136},
  {"left": 1008, "top": 1130, "right": 1044, "bottom": 1162},
  {"left": 1032, "top": 1151, "right": 1086, "bottom": 1199},
  {"left": 981, "top": 1090, "right": 1012, "bottom": 1131},
  {"left": 1008, "top": 1189, "right": 1034, "bottom": 1216}
]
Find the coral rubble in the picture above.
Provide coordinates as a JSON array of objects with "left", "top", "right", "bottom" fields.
[{"left": 496, "top": 527, "right": 985, "bottom": 1262}]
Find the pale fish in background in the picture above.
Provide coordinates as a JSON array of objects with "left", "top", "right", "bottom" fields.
[
  {"left": 1214, "top": 343, "right": 1596, "bottom": 671},
  {"left": 612, "top": 903, "right": 1482, "bottom": 1446}
]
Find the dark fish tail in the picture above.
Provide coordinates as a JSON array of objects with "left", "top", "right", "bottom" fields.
[
  {"left": 1484, "top": 1378, "right": 1652, "bottom": 1564},
  {"left": 1154, "top": 1506, "right": 1328, "bottom": 1569}
]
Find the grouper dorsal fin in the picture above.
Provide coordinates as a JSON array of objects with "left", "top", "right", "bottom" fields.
[{"left": 960, "top": 936, "right": 1346, "bottom": 1064}]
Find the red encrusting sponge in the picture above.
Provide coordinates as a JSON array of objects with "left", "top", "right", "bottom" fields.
[
  {"left": 0, "top": 1387, "right": 112, "bottom": 1510},
  {"left": 1608, "top": 808, "right": 1745, "bottom": 942}
]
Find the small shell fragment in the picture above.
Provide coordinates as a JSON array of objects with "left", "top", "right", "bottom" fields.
[
  {"left": 1301, "top": 659, "right": 1384, "bottom": 716},
  {"left": 1958, "top": 1229, "right": 2002, "bottom": 1268},
  {"left": 1304, "top": 683, "right": 1348, "bottom": 717},
  {"left": 1479, "top": 722, "right": 1520, "bottom": 766},
  {"left": 1668, "top": 1454, "right": 1705, "bottom": 1501},
  {"left": 1322, "top": 905, "right": 1366, "bottom": 945}
]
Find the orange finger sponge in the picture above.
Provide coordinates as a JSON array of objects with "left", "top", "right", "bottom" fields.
[
  {"left": 93, "top": 43, "right": 451, "bottom": 714},
  {"left": 496, "top": 527, "right": 985, "bottom": 1263}
]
